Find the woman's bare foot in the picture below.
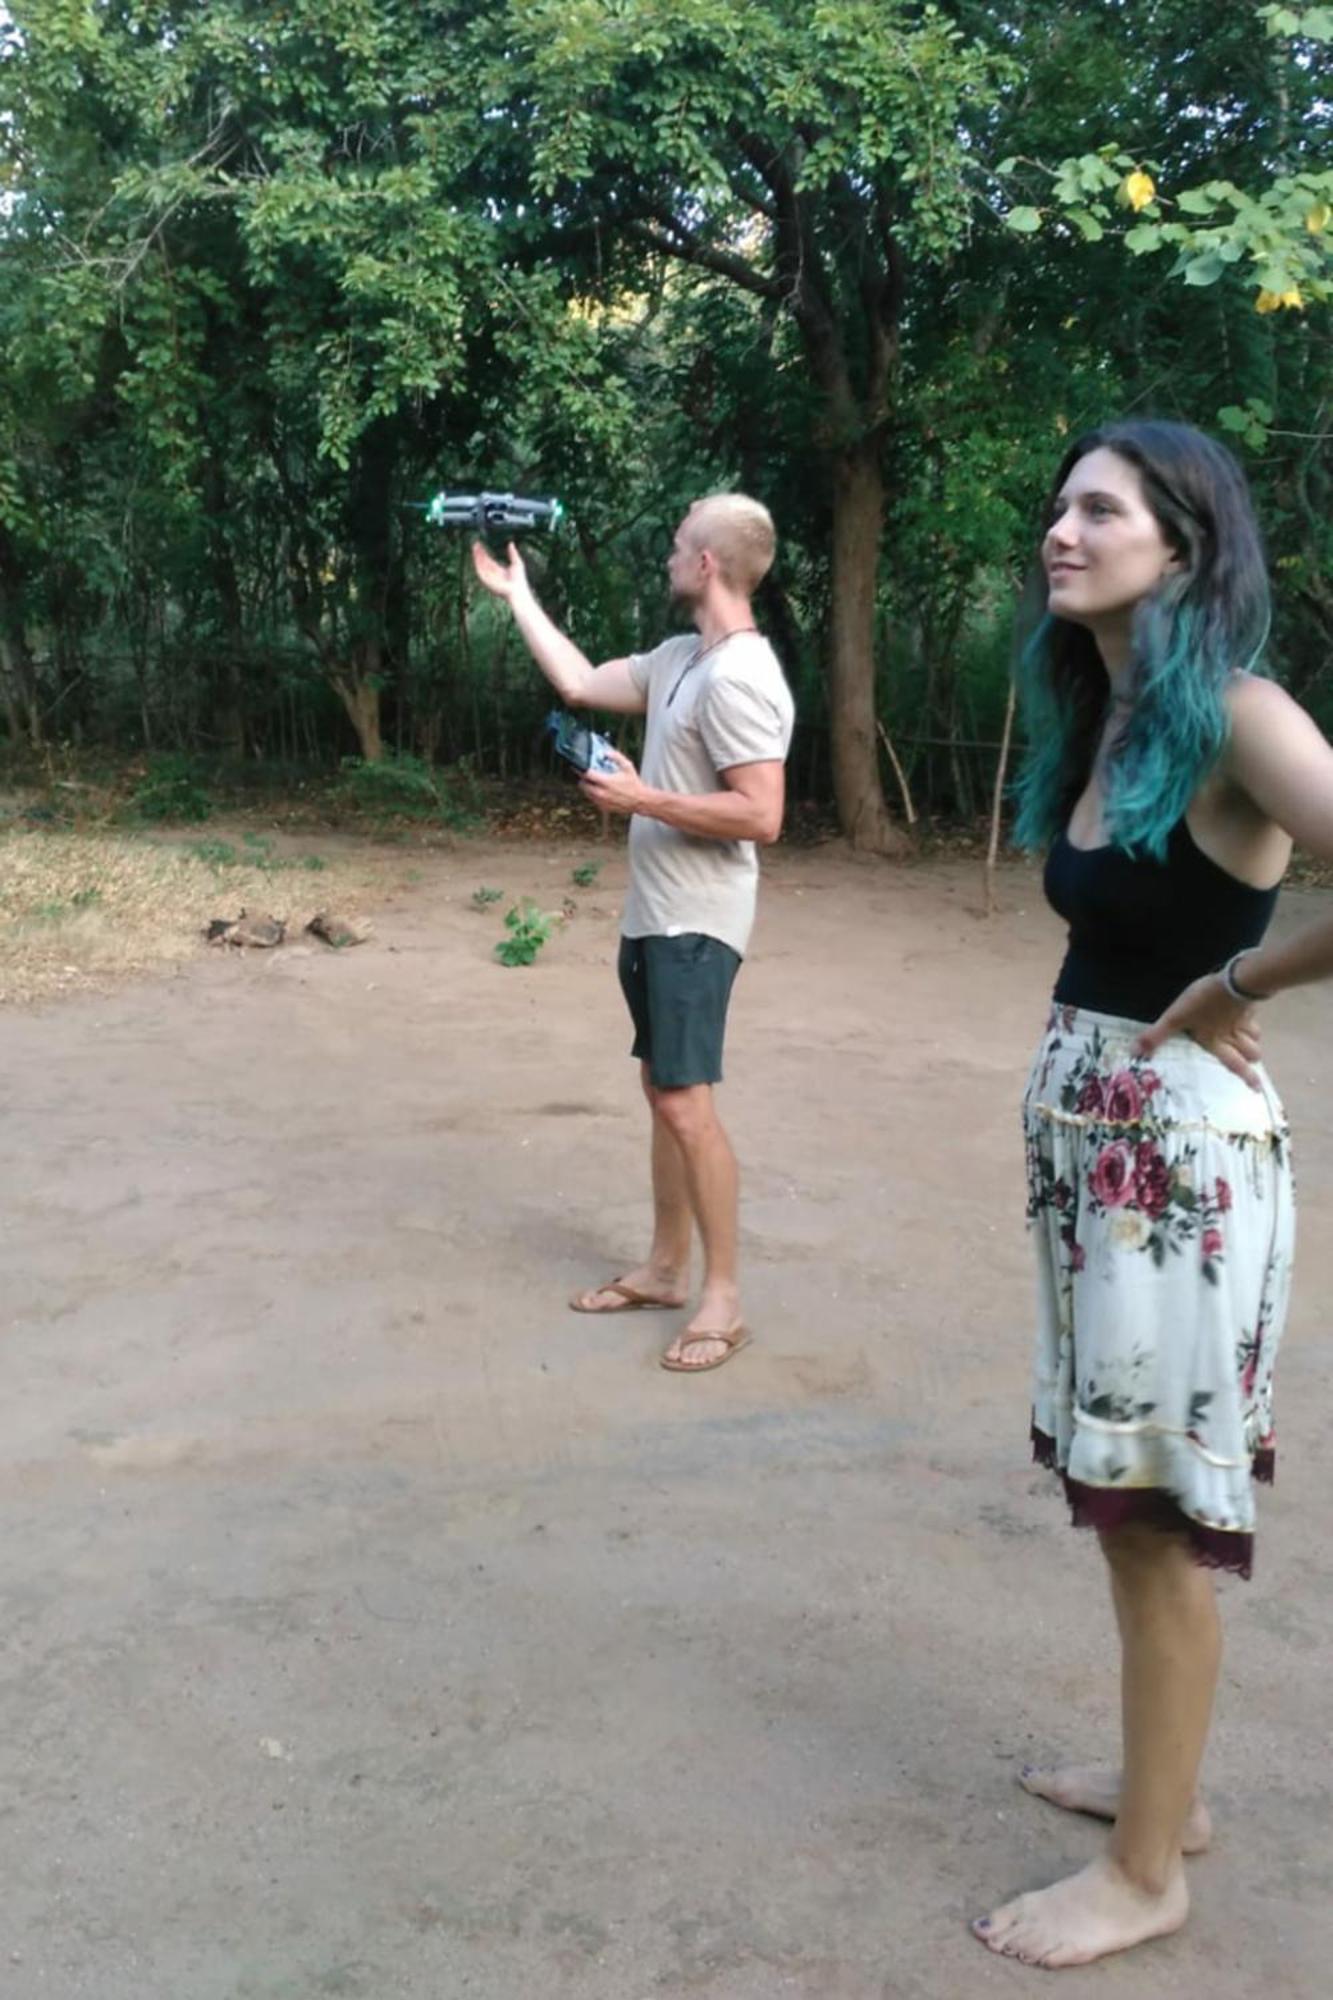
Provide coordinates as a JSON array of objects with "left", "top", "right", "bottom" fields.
[
  {"left": 569, "top": 1264, "right": 687, "bottom": 1313},
  {"left": 1019, "top": 1764, "right": 1213, "bottom": 1853},
  {"left": 972, "top": 1854, "right": 1189, "bottom": 1968}
]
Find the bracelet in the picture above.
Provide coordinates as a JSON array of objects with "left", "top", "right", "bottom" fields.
[{"left": 1219, "top": 951, "right": 1269, "bottom": 1003}]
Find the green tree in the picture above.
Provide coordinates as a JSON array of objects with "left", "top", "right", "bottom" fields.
[{"left": 491, "top": 0, "right": 1013, "bottom": 852}]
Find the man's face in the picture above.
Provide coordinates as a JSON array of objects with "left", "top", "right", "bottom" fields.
[{"left": 667, "top": 514, "right": 708, "bottom": 607}]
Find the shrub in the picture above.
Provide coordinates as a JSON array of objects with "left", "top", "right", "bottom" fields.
[{"left": 131, "top": 755, "right": 212, "bottom": 823}]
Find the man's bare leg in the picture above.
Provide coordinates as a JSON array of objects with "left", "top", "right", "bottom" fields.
[
  {"left": 571, "top": 1065, "right": 692, "bottom": 1311},
  {"left": 974, "top": 1525, "right": 1218, "bottom": 1968},
  {"left": 1019, "top": 1562, "right": 1212, "bottom": 1852},
  {"left": 652, "top": 1082, "right": 742, "bottom": 1368}
]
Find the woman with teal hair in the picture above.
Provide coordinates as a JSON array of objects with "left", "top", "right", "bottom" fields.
[{"left": 973, "top": 419, "right": 1333, "bottom": 1968}]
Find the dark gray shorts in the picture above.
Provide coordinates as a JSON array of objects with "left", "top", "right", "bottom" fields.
[{"left": 617, "top": 933, "right": 742, "bottom": 1089}]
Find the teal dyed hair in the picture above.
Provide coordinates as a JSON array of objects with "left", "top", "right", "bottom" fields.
[{"left": 1012, "top": 421, "right": 1272, "bottom": 860}]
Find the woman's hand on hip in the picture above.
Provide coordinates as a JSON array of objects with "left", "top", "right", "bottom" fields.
[{"left": 1136, "top": 974, "right": 1264, "bottom": 1089}]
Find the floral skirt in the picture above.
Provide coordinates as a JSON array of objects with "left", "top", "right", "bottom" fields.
[{"left": 1024, "top": 1004, "right": 1294, "bottom": 1578}]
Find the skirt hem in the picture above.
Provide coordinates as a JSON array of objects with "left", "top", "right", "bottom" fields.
[{"left": 1030, "top": 1423, "right": 1263, "bottom": 1580}]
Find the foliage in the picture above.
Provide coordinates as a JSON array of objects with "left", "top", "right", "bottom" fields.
[
  {"left": 494, "top": 898, "right": 554, "bottom": 966},
  {"left": 571, "top": 861, "right": 601, "bottom": 887},
  {"left": 339, "top": 751, "right": 480, "bottom": 827},
  {"left": 130, "top": 756, "right": 213, "bottom": 823},
  {"left": 0, "top": 0, "right": 1328, "bottom": 832}
]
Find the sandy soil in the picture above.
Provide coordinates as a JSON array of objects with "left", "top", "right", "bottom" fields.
[{"left": 3, "top": 837, "right": 1331, "bottom": 2000}]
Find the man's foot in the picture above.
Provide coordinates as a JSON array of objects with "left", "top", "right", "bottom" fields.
[
  {"left": 972, "top": 1854, "right": 1189, "bottom": 1968},
  {"left": 569, "top": 1265, "right": 687, "bottom": 1314},
  {"left": 1019, "top": 1765, "right": 1213, "bottom": 1854},
  {"left": 660, "top": 1288, "right": 746, "bottom": 1371},
  {"left": 660, "top": 1325, "right": 750, "bottom": 1372}
]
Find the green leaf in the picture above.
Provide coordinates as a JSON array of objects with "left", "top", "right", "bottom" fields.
[
  {"left": 1006, "top": 206, "right": 1042, "bottom": 234},
  {"left": 1182, "top": 251, "right": 1227, "bottom": 285},
  {"left": 1124, "top": 223, "right": 1164, "bottom": 253},
  {"left": 1176, "top": 187, "right": 1217, "bottom": 215},
  {"left": 996, "top": 156, "right": 1018, "bottom": 175},
  {"left": 1068, "top": 208, "right": 1105, "bottom": 242}
]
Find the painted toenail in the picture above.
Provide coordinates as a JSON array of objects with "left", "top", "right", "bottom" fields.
[{"left": 973, "top": 1917, "right": 991, "bottom": 1933}]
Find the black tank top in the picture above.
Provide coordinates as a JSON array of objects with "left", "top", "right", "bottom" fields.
[{"left": 1043, "top": 817, "right": 1279, "bottom": 1024}]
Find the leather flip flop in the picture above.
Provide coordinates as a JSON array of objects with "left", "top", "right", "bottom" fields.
[
  {"left": 660, "top": 1327, "right": 751, "bottom": 1373},
  {"left": 569, "top": 1278, "right": 684, "bottom": 1315}
]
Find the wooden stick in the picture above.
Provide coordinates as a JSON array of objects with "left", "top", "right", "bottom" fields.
[
  {"left": 985, "top": 680, "right": 1018, "bottom": 916},
  {"left": 876, "top": 718, "right": 917, "bottom": 828}
]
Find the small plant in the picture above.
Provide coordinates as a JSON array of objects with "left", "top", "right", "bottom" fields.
[
  {"left": 187, "top": 838, "right": 239, "bottom": 867},
  {"left": 571, "top": 861, "right": 601, "bottom": 888},
  {"left": 494, "top": 899, "right": 554, "bottom": 967},
  {"left": 70, "top": 887, "right": 102, "bottom": 909},
  {"left": 131, "top": 754, "right": 212, "bottom": 824},
  {"left": 301, "top": 853, "right": 328, "bottom": 871},
  {"left": 471, "top": 885, "right": 504, "bottom": 909},
  {"left": 242, "top": 830, "right": 275, "bottom": 858}
]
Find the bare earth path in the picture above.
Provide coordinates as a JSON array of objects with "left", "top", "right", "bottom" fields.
[{"left": 3, "top": 840, "right": 1331, "bottom": 2000}]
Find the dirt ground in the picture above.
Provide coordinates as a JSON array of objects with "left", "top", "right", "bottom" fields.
[{"left": 4, "top": 835, "right": 1332, "bottom": 2000}]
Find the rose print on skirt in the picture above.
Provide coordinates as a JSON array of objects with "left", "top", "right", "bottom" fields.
[{"left": 1023, "top": 1005, "right": 1293, "bottom": 1577}]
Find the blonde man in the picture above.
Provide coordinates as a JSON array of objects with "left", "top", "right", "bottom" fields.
[{"left": 472, "top": 495, "right": 794, "bottom": 1371}]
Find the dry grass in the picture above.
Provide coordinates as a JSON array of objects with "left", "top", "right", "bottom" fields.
[{"left": 0, "top": 825, "right": 407, "bottom": 1006}]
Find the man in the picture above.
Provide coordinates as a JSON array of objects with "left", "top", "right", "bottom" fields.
[{"left": 471, "top": 494, "right": 794, "bottom": 1372}]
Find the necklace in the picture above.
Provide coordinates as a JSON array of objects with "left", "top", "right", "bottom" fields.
[{"left": 667, "top": 626, "right": 759, "bottom": 705}]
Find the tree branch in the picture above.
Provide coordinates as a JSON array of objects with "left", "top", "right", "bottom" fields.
[{"left": 626, "top": 216, "right": 783, "bottom": 300}]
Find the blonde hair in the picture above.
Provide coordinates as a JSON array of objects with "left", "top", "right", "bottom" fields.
[{"left": 684, "top": 493, "right": 776, "bottom": 593}]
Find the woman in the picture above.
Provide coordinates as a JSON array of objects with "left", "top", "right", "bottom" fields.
[{"left": 973, "top": 419, "right": 1333, "bottom": 1969}]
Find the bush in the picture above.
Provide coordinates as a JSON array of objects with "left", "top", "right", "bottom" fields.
[
  {"left": 339, "top": 752, "right": 481, "bottom": 829},
  {"left": 131, "top": 755, "right": 212, "bottom": 824}
]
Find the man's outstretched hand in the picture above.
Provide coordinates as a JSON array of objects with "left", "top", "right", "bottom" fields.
[
  {"left": 1135, "top": 972, "right": 1264, "bottom": 1090},
  {"left": 580, "top": 748, "right": 647, "bottom": 817},
  {"left": 470, "top": 539, "right": 529, "bottom": 601}
]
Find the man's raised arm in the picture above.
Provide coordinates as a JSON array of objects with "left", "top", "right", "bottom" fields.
[{"left": 470, "top": 540, "right": 645, "bottom": 714}]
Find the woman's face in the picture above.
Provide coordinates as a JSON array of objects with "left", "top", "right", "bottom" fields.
[{"left": 1043, "top": 446, "right": 1180, "bottom": 627}]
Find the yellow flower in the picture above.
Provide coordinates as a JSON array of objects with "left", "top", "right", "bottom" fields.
[
  {"left": 1307, "top": 203, "right": 1330, "bottom": 235},
  {"left": 1254, "top": 292, "right": 1279, "bottom": 313},
  {"left": 1256, "top": 287, "right": 1305, "bottom": 312},
  {"left": 1123, "top": 170, "right": 1156, "bottom": 212}
]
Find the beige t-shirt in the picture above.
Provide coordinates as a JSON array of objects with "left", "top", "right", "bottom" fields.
[{"left": 620, "top": 631, "right": 795, "bottom": 958}]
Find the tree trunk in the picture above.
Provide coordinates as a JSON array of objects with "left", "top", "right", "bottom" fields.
[
  {"left": 827, "top": 441, "right": 908, "bottom": 855},
  {"left": 333, "top": 669, "right": 384, "bottom": 762},
  {"left": 349, "top": 419, "right": 400, "bottom": 761},
  {"left": 202, "top": 453, "right": 247, "bottom": 757},
  {"left": 0, "top": 528, "right": 42, "bottom": 746}
]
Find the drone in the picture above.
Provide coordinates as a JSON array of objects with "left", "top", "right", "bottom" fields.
[{"left": 414, "top": 490, "right": 564, "bottom": 533}]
